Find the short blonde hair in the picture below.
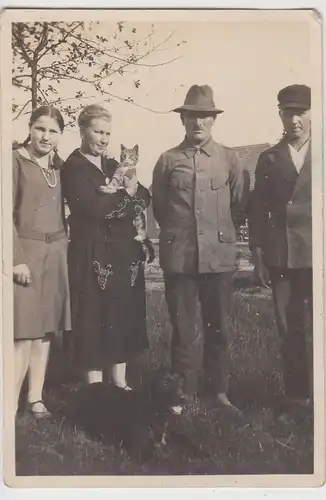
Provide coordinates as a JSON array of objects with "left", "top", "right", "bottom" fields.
[{"left": 78, "top": 104, "right": 112, "bottom": 129}]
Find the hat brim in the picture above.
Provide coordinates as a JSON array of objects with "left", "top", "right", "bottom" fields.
[
  {"left": 279, "top": 102, "right": 310, "bottom": 110},
  {"left": 173, "top": 105, "right": 224, "bottom": 114}
]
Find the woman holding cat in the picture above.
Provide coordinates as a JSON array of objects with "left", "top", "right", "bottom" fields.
[
  {"left": 61, "top": 104, "right": 149, "bottom": 390},
  {"left": 13, "top": 105, "right": 71, "bottom": 418}
]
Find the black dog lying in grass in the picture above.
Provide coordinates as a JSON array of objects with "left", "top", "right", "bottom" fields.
[{"left": 54, "top": 372, "right": 186, "bottom": 458}]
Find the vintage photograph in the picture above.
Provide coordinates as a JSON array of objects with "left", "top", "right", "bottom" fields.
[{"left": 1, "top": 8, "right": 324, "bottom": 488}]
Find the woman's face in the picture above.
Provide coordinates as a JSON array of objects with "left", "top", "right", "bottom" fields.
[
  {"left": 29, "top": 116, "right": 62, "bottom": 157},
  {"left": 81, "top": 118, "right": 112, "bottom": 157}
]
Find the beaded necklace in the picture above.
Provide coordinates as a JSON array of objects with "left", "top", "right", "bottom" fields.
[{"left": 27, "top": 148, "right": 57, "bottom": 188}]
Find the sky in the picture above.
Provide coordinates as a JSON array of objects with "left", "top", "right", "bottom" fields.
[{"left": 13, "top": 19, "right": 313, "bottom": 187}]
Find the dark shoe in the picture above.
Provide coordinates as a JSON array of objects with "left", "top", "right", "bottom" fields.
[
  {"left": 215, "top": 393, "right": 244, "bottom": 419},
  {"left": 276, "top": 411, "right": 296, "bottom": 425},
  {"left": 288, "top": 397, "right": 311, "bottom": 408},
  {"left": 27, "top": 400, "right": 52, "bottom": 420},
  {"left": 275, "top": 396, "right": 312, "bottom": 424}
]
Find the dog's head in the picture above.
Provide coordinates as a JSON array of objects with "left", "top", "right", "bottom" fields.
[{"left": 151, "top": 371, "right": 185, "bottom": 409}]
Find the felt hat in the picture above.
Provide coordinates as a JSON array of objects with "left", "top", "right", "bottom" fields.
[{"left": 173, "top": 84, "right": 224, "bottom": 114}]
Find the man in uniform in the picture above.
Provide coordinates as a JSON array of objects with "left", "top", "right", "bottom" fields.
[{"left": 152, "top": 85, "right": 248, "bottom": 414}]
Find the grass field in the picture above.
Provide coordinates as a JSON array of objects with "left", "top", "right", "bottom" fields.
[{"left": 15, "top": 272, "right": 313, "bottom": 477}]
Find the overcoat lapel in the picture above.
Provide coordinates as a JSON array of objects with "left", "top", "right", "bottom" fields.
[
  {"left": 270, "top": 139, "right": 299, "bottom": 184},
  {"left": 290, "top": 143, "right": 311, "bottom": 199}
]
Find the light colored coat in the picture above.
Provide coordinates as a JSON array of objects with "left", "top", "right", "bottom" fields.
[{"left": 152, "top": 137, "right": 248, "bottom": 274}]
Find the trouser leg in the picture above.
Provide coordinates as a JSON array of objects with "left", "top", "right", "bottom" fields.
[
  {"left": 164, "top": 273, "right": 199, "bottom": 395},
  {"left": 270, "top": 268, "right": 311, "bottom": 399},
  {"left": 198, "top": 272, "right": 233, "bottom": 395}
]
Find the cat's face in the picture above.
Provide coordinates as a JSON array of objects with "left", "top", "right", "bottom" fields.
[{"left": 120, "top": 144, "right": 139, "bottom": 166}]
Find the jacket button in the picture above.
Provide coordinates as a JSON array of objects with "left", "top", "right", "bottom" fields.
[{"left": 288, "top": 200, "right": 293, "bottom": 205}]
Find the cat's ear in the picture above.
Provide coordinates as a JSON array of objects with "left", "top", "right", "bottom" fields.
[
  {"left": 120, "top": 144, "right": 126, "bottom": 151},
  {"left": 133, "top": 144, "right": 139, "bottom": 154}
]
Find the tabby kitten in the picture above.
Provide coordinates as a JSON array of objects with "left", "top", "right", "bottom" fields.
[{"left": 101, "top": 144, "right": 154, "bottom": 263}]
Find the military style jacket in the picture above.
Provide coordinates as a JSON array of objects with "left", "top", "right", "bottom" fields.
[{"left": 152, "top": 136, "right": 248, "bottom": 274}]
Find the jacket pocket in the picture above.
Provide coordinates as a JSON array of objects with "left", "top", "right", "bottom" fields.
[
  {"left": 169, "top": 175, "right": 191, "bottom": 191},
  {"left": 218, "top": 229, "right": 236, "bottom": 243},
  {"left": 211, "top": 176, "right": 227, "bottom": 190}
]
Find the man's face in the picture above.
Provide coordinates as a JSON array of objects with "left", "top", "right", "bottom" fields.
[
  {"left": 279, "top": 107, "right": 311, "bottom": 141},
  {"left": 181, "top": 111, "right": 216, "bottom": 144}
]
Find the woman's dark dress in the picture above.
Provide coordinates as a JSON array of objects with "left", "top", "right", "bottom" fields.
[{"left": 61, "top": 149, "right": 150, "bottom": 369}]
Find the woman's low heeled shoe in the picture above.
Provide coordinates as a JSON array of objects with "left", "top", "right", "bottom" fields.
[
  {"left": 112, "top": 384, "right": 133, "bottom": 392},
  {"left": 27, "top": 400, "right": 52, "bottom": 420}
]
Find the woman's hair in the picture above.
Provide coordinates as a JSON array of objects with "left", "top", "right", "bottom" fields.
[
  {"left": 78, "top": 104, "right": 112, "bottom": 129},
  {"left": 13, "top": 105, "right": 65, "bottom": 170},
  {"left": 13, "top": 105, "right": 65, "bottom": 150}
]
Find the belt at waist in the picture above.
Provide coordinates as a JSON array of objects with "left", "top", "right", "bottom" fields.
[{"left": 18, "top": 228, "right": 66, "bottom": 244}]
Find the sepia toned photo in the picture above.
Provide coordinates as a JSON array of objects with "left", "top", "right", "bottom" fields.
[{"left": 0, "top": 8, "right": 324, "bottom": 489}]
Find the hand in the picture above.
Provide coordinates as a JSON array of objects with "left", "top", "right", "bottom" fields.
[
  {"left": 13, "top": 263, "right": 31, "bottom": 286},
  {"left": 123, "top": 172, "right": 138, "bottom": 197},
  {"left": 99, "top": 184, "right": 122, "bottom": 194},
  {"left": 252, "top": 248, "right": 270, "bottom": 288}
]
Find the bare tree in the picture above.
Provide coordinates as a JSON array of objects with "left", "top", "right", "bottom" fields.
[{"left": 12, "top": 21, "right": 186, "bottom": 125}]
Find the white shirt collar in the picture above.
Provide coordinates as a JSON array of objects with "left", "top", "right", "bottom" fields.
[
  {"left": 288, "top": 139, "right": 310, "bottom": 173},
  {"left": 80, "top": 151, "right": 103, "bottom": 171}
]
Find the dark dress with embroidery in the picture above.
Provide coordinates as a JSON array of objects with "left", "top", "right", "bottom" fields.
[{"left": 61, "top": 149, "right": 150, "bottom": 369}]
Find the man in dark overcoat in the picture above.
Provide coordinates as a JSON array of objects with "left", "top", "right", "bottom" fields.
[
  {"left": 250, "top": 84, "right": 313, "bottom": 419},
  {"left": 152, "top": 85, "right": 249, "bottom": 414}
]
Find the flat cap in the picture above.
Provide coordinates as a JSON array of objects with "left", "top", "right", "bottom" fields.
[{"left": 277, "top": 84, "right": 311, "bottom": 110}]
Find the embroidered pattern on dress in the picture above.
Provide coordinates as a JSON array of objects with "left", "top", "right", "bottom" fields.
[
  {"left": 93, "top": 261, "right": 114, "bottom": 290},
  {"left": 105, "top": 196, "right": 131, "bottom": 220},
  {"left": 133, "top": 197, "right": 147, "bottom": 215},
  {"left": 104, "top": 196, "right": 147, "bottom": 220},
  {"left": 129, "top": 260, "right": 141, "bottom": 287}
]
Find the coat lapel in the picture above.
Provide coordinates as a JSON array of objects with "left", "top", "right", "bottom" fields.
[
  {"left": 271, "top": 139, "right": 299, "bottom": 184},
  {"left": 291, "top": 142, "right": 311, "bottom": 198}
]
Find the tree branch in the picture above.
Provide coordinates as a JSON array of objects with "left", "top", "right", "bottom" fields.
[
  {"left": 34, "top": 23, "right": 49, "bottom": 60},
  {"left": 12, "top": 22, "right": 184, "bottom": 120},
  {"left": 67, "top": 30, "right": 181, "bottom": 70},
  {"left": 12, "top": 74, "right": 32, "bottom": 82},
  {"left": 12, "top": 80, "right": 31, "bottom": 92},
  {"left": 12, "top": 99, "right": 32, "bottom": 120},
  {"left": 12, "top": 26, "right": 33, "bottom": 66},
  {"left": 37, "top": 85, "right": 50, "bottom": 104},
  {"left": 37, "top": 21, "right": 84, "bottom": 61},
  {"left": 96, "top": 89, "right": 173, "bottom": 114}
]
